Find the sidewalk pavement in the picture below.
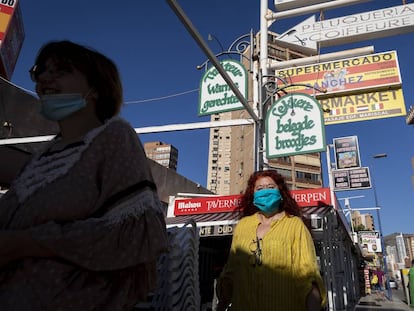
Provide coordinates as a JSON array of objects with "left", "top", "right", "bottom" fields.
[{"left": 353, "top": 291, "right": 413, "bottom": 311}]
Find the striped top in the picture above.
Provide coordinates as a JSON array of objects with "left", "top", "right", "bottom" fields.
[{"left": 217, "top": 212, "right": 326, "bottom": 310}]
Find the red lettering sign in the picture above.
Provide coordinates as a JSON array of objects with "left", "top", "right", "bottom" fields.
[
  {"left": 174, "top": 195, "right": 241, "bottom": 216},
  {"left": 173, "top": 188, "right": 332, "bottom": 215},
  {"left": 290, "top": 188, "right": 332, "bottom": 207}
]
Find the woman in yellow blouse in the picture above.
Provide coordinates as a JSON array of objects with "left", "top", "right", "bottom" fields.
[{"left": 217, "top": 170, "right": 326, "bottom": 311}]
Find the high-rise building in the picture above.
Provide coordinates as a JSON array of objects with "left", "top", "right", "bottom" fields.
[
  {"left": 206, "top": 31, "right": 323, "bottom": 195},
  {"left": 144, "top": 141, "right": 178, "bottom": 171},
  {"left": 351, "top": 210, "right": 375, "bottom": 231},
  {"left": 384, "top": 233, "right": 414, "bottom": 265}
]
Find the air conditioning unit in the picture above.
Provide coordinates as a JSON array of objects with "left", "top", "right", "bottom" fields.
[{"left": 310, "top": 214, "right": 323, "bottom": 231}]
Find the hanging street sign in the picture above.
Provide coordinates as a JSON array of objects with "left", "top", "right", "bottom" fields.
[
  {"left": 276, "top": 3, "right": 414, "bottom": 53},
  {"left": 198, "top": 59, "right": 248, "bottom": 116},
  {"left": 266, "top": 93, "right": 326, "bottom": 158}
]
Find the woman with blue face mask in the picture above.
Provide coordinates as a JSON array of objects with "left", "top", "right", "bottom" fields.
[
  {"left": 216, "top": 170, "right": 326, "bottom": 311},
  {"left": 0, "top": 40, "right": 168, "bottom": 310}
]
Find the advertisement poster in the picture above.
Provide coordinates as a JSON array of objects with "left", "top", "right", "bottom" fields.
[
  {"left": 359, "top": 231, "right": 382, "bottom": 253},
  {"left": 0, "top": 0, "right": 24, "bottom": 79},
  {"left": 333, "top": 136, "right": 361, "bottom": 169}
]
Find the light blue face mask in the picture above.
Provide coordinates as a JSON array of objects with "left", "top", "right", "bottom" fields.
[
  {"left": 39, "top": 93, "right": 87, "bottom": 121},
  {"left": 253, "top": 188, "right": 282, "bottom": 215}
]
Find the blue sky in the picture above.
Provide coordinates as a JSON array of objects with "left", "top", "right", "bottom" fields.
[{"left": 11, "top": 0, "right": 413, "bottom": 235}]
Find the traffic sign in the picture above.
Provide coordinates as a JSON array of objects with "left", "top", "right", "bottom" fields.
[{"left": 276, "top": 3, "right": 414, "bottom": 53}]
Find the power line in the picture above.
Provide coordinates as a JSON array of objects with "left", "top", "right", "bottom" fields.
[
  {"left": 18, "top": 86, "right": 199, "bottom": 105},
  {"left": 124, "top": 88, "right": 199, "bottom": 104}
]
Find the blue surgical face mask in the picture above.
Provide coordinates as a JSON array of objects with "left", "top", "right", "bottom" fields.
[
  {"left": 253, "top": 188, "right": 282, "bottom": 215},
  {"left": 39, "top": 93, "right": 87, "bottom": 121}
]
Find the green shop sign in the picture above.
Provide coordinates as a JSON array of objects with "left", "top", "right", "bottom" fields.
[
  {"left": 198, "top": 59, "right": 247, "bottom": 116},
  {"left": 266, "top": 93, "right": 326, "bottom": 158}
]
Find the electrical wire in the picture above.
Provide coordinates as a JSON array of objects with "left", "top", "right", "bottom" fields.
[{"left": 124, "top": 88, "right": 199, "bottom": 104}]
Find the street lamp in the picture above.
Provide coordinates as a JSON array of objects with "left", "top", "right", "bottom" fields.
[
  {"left": 371, "top": 153, "right": 392, "bottom": 300},
  {"left": 208, "top": 33, "right": 225, "bottom": 53}
]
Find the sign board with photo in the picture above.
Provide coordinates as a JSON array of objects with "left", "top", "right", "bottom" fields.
[
  {"left": 358, "top": 231, "right": 382, "bottom": 253},
  {"left": 333, "top": 136, "right": 361, "bottom": 169}
]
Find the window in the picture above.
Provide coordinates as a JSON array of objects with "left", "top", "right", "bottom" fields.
[
  {"left": 296, "top": 171, "right": 320, "bottom": 182},
  {"left": 156, "top": 146, "right": 170, "bottom": 152},
  {"left": 277, "top": 168, "right": 292, "bottom": 179}
]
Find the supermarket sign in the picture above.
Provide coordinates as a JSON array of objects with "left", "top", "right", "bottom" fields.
[
  {"left": 173, "top": 188, "right": 332, "bottom": 215},
  {"left": 276, "top": 51, "right": 401, "bottom": 97},
  {"left": 275, "top": 51, "right": 406, "bottom": 125},
  {"left": 321, "top": 88, "right": 406, "bottom": 125}
]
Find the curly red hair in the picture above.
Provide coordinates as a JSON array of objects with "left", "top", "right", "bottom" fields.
[{"left": 240, "top": 170, "right": 301, "bottom": 218}]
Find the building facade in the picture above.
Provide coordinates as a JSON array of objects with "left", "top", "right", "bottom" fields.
[
  {"left": 206, "top": 31, "right": 323, "bottom": 195},
  {"left": 384, "top": 233, "right": 414, "bottom": 268},
  {"left": 352, "top": 210, "right": 375, "bottom": 231},
  {"left": 144, "top": 141, "right": 178, "bottom": 171}
]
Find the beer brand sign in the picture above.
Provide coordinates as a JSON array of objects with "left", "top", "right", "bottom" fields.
[
  {"left": 172, "top": 188, "right": 333, "bottom": 216},
  {"left": 198, "top": 59, "right": 247, "bottom": 116},
  {"left": 174, "top": 194, "right": 241, "bottom": 216},
  {"left": 266, "top": 93, "right": 326, "bottom": 158}
]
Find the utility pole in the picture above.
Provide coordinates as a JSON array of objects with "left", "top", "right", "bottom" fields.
[
  {"left": 338, "top": 196, "right": 365, "bottom": 243},
  {"left": 371, "top": 153, "right": 392, "bottom": 300}
]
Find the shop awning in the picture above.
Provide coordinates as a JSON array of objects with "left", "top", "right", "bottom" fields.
[{"left": 165, "top": 205, "right": 335, "bottom": 237}]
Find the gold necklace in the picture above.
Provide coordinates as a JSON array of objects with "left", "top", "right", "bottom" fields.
[{"left": 260, "top": 211, "right": 285, "bottom": 224}]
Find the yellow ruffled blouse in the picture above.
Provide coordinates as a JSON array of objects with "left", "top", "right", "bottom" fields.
[{"left": 217, "top": 212, "right": 327, "bottom": 310}]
